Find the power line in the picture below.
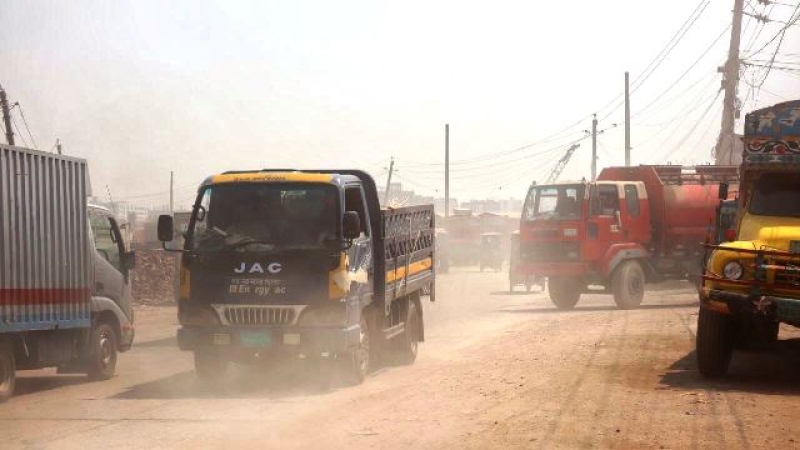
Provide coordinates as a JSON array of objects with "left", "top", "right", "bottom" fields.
[
  {"left": 632, "top": 24, "right": 731, "bottom": 120},
  {"left": 10, "top": 115, "right": 29, "bottom": 148}
]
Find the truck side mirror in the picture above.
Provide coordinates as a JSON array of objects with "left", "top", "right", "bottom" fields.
[
  {"left": 158, "top": 215, "right": 175, "bottom": 242},
  {"left": 718, "top": 182, "right": 729, "bottom": 200},
  {"left": 343, "top": 211, "right": 361, "bottom": 239}
]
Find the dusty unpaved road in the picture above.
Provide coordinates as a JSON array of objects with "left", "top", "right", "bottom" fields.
[{"left": 3, "top": 269, "right": 800, "bottom": 449}]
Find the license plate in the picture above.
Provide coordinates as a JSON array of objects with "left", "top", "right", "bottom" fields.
[
  {"left": 240, "top": 331, "right": 272, "bottom": 347},
  {"left": 791, "top": 241, "right": 800, "bottom": 254}
]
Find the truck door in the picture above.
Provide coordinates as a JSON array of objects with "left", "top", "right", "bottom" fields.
[
  {"left": 89, "top": 211, "right": 130, "bottom": 306},
  {"left": 620, "top": 183, "right": 649, "bottom": 243},
  {"left": 586, "top": 184, "right": 627, "bottom": 257},
  {"left": 344, "top": 185, "right": 373, "bottom": 293}
]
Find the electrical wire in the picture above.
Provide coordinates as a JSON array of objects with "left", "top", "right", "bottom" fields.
[{"left": 12, "top": 103, "right": 38, "bottom": 150}]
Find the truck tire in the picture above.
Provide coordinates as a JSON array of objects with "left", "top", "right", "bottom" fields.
[
  {"left": 395, "top": 302, "right": 420, "bottom": 365},
  {"left": 0, "top": 340, "right": 15, "bottom": 403},
  {"left": 194, "top": 349, "right": 228, "bottom": 384},
  {"left": 612, "top": 260, "right": 645, "bottom": 309},
  {"left": 342, "top": 315, "right": 370, "bottom": 385},
  {"left": 696, "top": 307, "right": 733, "bottom": 378},
  {"left": 549, "top": 277, "right": 581, "bottom": 310},
  {"left": 87, "top": 323, "right": 118, "bottom": 381}
]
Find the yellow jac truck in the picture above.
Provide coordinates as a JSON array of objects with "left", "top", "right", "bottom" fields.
[
  {"left": 157, "top": 170, "right": 435, "bottom": 385},
  {"left": 698, "top": 100, "right": 800, "bottom": 378}
]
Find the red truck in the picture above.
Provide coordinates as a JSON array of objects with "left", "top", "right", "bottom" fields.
[{"left": 519, "top": 165, "right": 738, "bottom": 309}]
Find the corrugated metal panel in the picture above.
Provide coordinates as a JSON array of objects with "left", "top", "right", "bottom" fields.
[{"left": 0, "top": 145, "right": 90, "bottom": 332}]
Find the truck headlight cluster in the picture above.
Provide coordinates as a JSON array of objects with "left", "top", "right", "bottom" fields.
[{"left": 722, "top": 261, "right": 744, "bottom": 280}]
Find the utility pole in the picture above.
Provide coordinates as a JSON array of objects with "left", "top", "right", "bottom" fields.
[
  {"left": 445, "top": 124, "right": 450, "bottom": 218},
  {"left": 591, "top": 114, "right": 598, "bottom": 180},
  {"left": 169, "top": 171, "right": 174, "bottom": 215},
  {"left": 383, "top": 157, "right": 394, "bottom": 206},
  {"left": 624, "top": 72, "right": 631, "bottom": 166},
  {"left": 716, "top": 0, "right": 745, "bottom": 165},
  {"left": 0, "top": 86, "right": 14, "bottom": 146},
  {"left": 56, "top": 139, "right": 62, "bottom": 155}
]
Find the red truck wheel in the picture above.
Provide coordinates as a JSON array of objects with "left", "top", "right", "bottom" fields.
[
  {"left": 612, "top": 261, "right": 645, "bottom": 309},
  {"left": 0, "top": 340, "right": 15, "bottom": 403},
  {"left": 696, "top": 307, "right": 733, "bottom": 378},
  {"left": 549, "top": 277, "right": 581, "bottom": 310}
]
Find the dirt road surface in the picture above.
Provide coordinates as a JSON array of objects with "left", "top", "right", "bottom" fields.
[{"left": 2, "top": 268, "right": 800, "bottom": 449}]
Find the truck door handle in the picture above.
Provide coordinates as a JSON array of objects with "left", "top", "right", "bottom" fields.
[{"left": 96, "top": 282, "right": 105, "bottom": 293}]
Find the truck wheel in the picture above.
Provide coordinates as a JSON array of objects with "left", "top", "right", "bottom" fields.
[
  {"left": 194, "top": 349, "right": 228, "bottom": 384},
  {"left": 343, "top": 316, "right": 371, "bottom": 384},
  {"left": 395, "top": 302, "right": 420, "bottom": 365},
  {"left": 87, "top": 323, "right": 118, "bottom": 381},
  {"left": 696, "top": 307, "right": 733, "bottom": 378},
  {"left": 549, "top": 277, "right": 581, "bottom": 310},
  {"left": 612, "top": 260, "right": 645, "bottom": 309},
  {"left": 0, "top": 340, "right": 15, "bottom": 403}
]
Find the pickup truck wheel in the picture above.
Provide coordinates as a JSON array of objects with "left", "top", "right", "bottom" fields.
[
  {"left": 194, "top": 349, "right": 228, "bottom": 384},
  {"left": 0, "top": 340, "right": 15, "bottom": 403},
  {"left": 87, "top": 323, "right": 118, "bottom": 381},
  {"left": 395, "top": 302, "right": 420, "bottom": 365},
  {"left": 696, "top": 307, "right": 733, "bottom": 378},
  {"left": 549, "top": 277, "right": 581, "bottom": 310},
  {"left": 612, "top": 260, "right": 645, "bottom": 309}
]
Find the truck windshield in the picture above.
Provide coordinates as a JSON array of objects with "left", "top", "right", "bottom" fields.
[
  {"left": 188, "top": 183, "right": 340, "bottom": 251},
  {"left": 749, "top": 173, "right": 800, "bottom": 217},
  {"left": 522, "top": 184, "right": 584, "bottom": 220}
]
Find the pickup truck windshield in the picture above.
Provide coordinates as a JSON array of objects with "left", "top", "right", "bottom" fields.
[
  {"left": 749, "top": 173, "right": 800, "bottom": 217},
  {"left": 523, "top": 184, "right": 584, "bottom": 220},
  {"left": 188, "top": 183, "right": 339, "bottom": 251}
]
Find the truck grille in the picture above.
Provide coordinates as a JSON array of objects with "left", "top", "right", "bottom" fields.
[
  {"left": 774, "top": 260, "right": 800, "bottom": 286},
  {"left": 212, "top": 305, "right": 303, "bottom": 326}
]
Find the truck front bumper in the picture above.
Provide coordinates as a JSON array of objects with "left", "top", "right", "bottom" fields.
[
  {"left": 704, "top": 289, "right": 800, "bottom": 324},
  {"left": 176, "top": 325, "right": 361, "bottom": 356},
  {"left": 517, "top": 262, "right": 589, "bottom": 277}
]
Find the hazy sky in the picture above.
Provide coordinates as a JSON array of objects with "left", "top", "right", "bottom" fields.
[{"left": 2, "top": 0, "right": 798, "bottom": 207}]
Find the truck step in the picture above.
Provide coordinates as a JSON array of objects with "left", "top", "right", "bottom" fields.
[{"left": 382, "top": 323, "right": 406, "bottom": 340}]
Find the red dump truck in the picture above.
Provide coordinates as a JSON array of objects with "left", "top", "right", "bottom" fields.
[{"left": 519, "top": 165, "right": 738, "bottom": 309}]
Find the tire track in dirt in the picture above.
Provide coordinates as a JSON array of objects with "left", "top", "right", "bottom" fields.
[{"left": 535, "top": 310, "right": 616, "bottom": 450}]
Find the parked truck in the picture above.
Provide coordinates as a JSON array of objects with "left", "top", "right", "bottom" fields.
[
  {"left": 0, "top": 145, "right": 136, "bottom": 402},
  {"left": 157, "top": 170, "right": 435, "bottom": 384},
  {"left": 519, "top": 165, "right": 738, "bottom": 310},
  {"left": 698, "top": 100, "right": 800, "bottom": 378}
]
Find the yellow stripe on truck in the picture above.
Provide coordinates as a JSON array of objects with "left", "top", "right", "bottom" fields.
[
  {"left": 209, "top": 172, "right": 333, "bottom": 184},
  {"left": 386, "top": 258, "right": 433, "bottom": 283}
]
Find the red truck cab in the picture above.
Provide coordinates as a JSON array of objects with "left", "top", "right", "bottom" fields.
[{"left": 520, "top": 166, "right": 738, "bottom": 310}]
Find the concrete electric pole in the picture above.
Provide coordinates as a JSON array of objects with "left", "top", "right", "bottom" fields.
[
  {"left": 715, "top": 0, "right": 745, "bottom": 165},
  {"left": 383, "top": 157, "right": 394, "bottom": 206},
  {"left": 624, "top": 72, "right": 631, "bottom": 167},
  {"left": 0, "top": 86, "right": 14, "bottom": 146},
  {"left": 591, "top": 114, "right": 598, "bottom": 181},
  {"left": 445, "top": 124, "right": 450, "bottom": 218}
]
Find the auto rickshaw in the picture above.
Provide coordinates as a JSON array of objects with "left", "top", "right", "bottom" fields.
[{"left": 479, "top": 232, "right": 503, "bottom": 272}]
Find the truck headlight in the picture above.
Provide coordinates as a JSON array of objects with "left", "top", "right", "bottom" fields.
[
  {"left": 723, "top": 261, "right": 744, "bottom": 280},
  {"left": 297, "top": 306, "right": 346, "bottom": 327},
  {"left": 179, "top": 306, "right": 220, "bottom": 326}
]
